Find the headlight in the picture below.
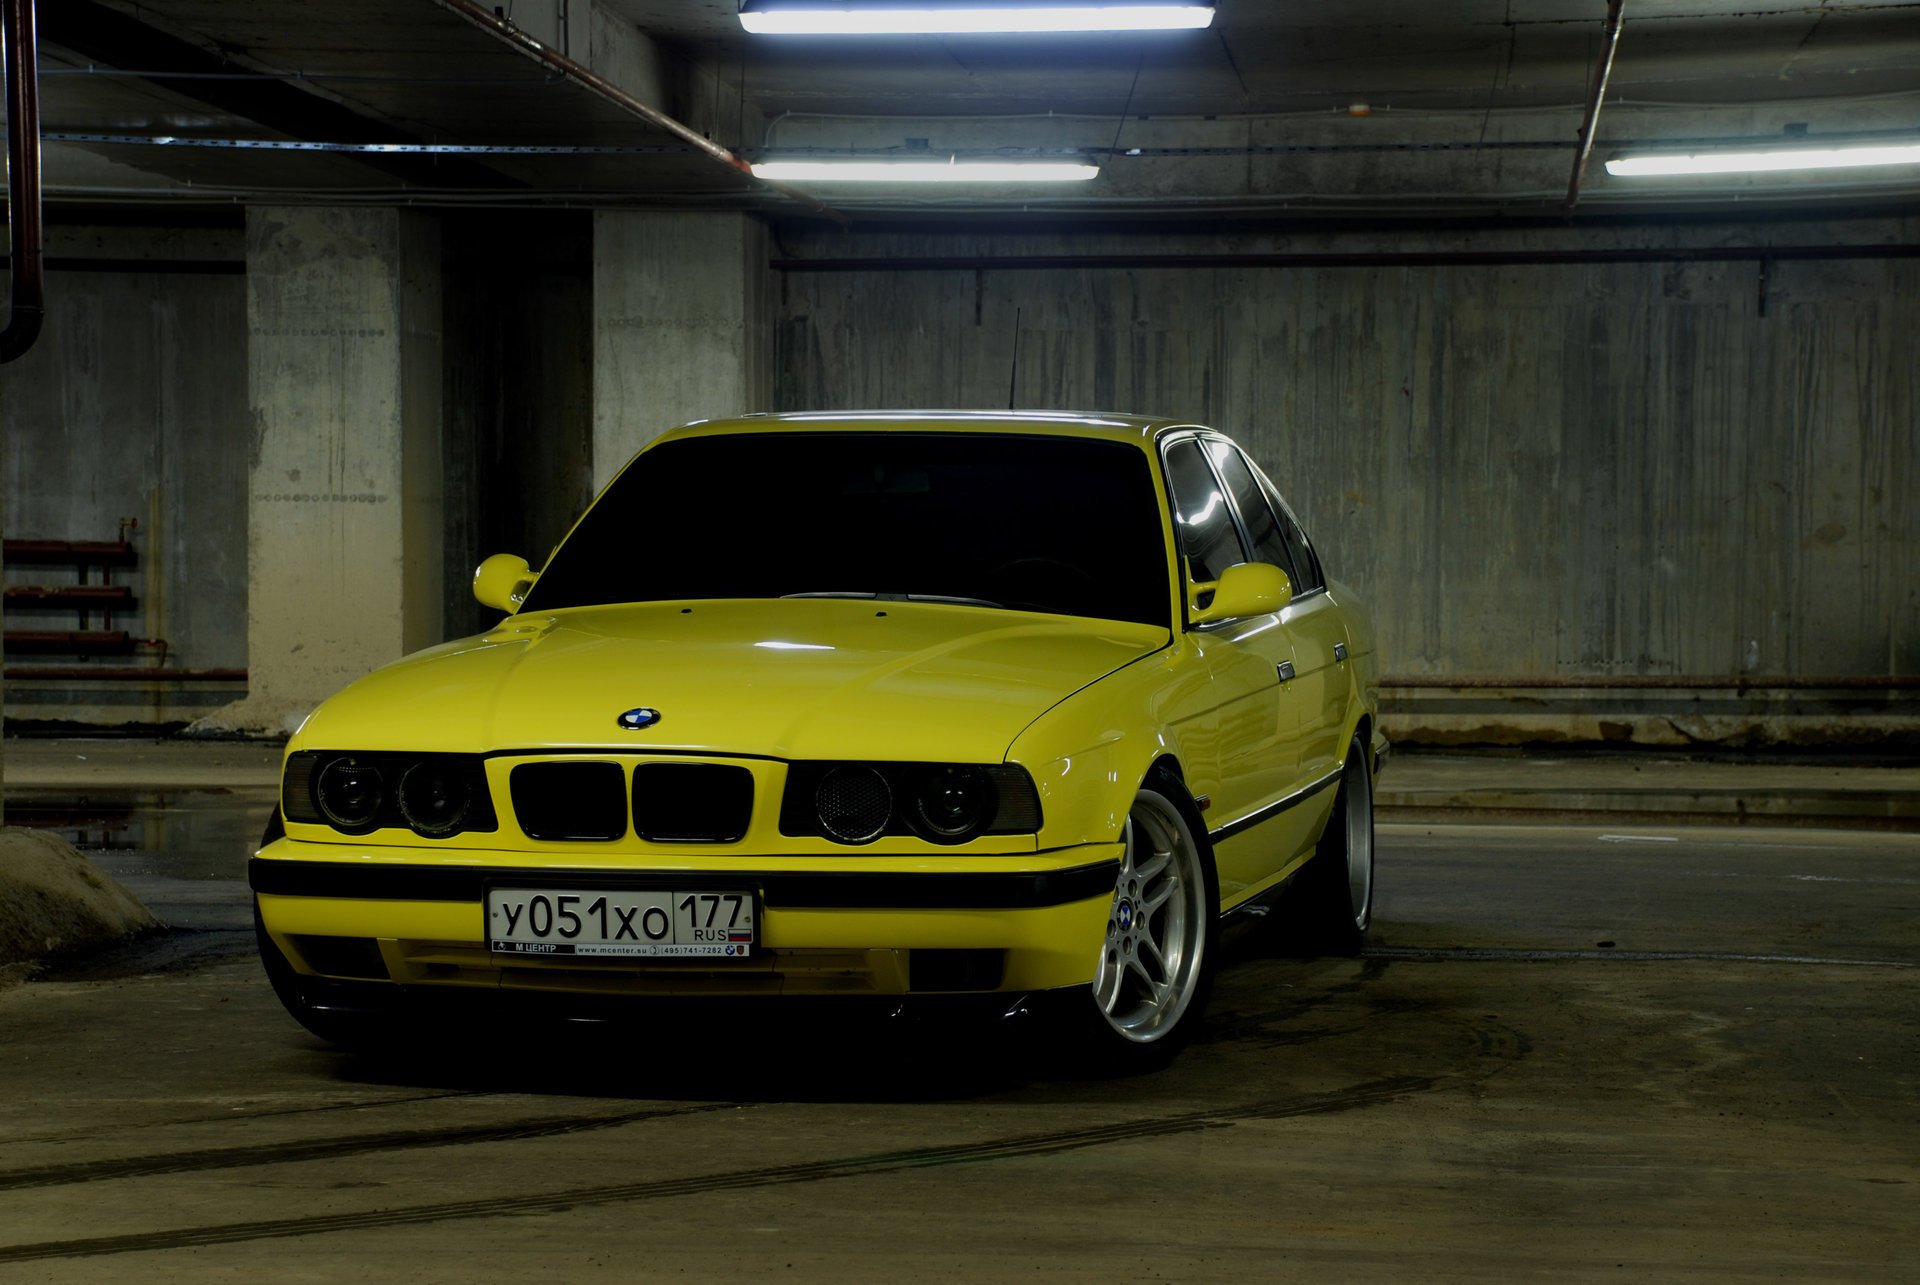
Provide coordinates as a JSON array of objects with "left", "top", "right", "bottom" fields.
[
  {"left": 284, "top": 751, "right": 497, "bottom": 839},
  {"left": 909, "top": 765, "right": 995, "bottom": 841},
  {"left": 814, "top": 765, "right": 893, "bottom": 845},
  {"left": 315, "top": 757, "right": 384, "bottom": 832},
  {"left": 397, "top": 761, "right": 472, "bottom": 837},
  {"left": 781, "top": 762, "right": 1042, "bottom": 845}
]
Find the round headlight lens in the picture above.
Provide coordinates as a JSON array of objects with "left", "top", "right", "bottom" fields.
[
  {"left": 397, "top": 761, "right": 472, "bottom": 838},
  {"left": 315, "top": 757, "right": 384, "bottom": 831},
  {"left": 815, "top": 765, "right": 893, "bottom": 844},
  {"left": 911, "top": 766, "right": 995, "bottom": 841}
]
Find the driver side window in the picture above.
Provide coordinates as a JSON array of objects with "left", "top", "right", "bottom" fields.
[
  {"left": 1164, "top": 439, "right": 1249, "bottom": 584},
  {"left": 1204, "top": 440, "right": 1300, "bottom": 587}
]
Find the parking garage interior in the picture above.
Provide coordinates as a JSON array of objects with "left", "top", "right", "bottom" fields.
[{"left": 0, "top": 0, "right": 1915, "bottom": 1277}]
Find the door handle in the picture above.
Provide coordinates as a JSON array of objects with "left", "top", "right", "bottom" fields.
[
  {"left": 1277, "top": 660, "right": 1296, "bottom": 683},
  {"left": 1333, "top": 642, "right": 1349, "bottom": 663}
]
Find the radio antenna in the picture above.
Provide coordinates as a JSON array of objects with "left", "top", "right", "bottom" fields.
[{"left": 1006, "top": 306, "right": 1022, "bottom": 411}]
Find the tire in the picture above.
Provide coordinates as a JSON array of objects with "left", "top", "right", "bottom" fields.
[
  {"left": 1280, "top": 734, "right": 1375, "bottom": 956},
  {"left": 255, "top": 903, "right": 394, "bottom": 1050},
  {"left": 1069, "top": 783, "right": 1220, "bottom": 1071}
]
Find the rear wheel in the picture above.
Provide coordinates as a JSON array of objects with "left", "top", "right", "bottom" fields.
[
  {"left": 1279, "top": 734, "right": 1374, "bottom": 955},
  {"left": 1071, "top": 784, "right": 1219, "bottom": 1070}
]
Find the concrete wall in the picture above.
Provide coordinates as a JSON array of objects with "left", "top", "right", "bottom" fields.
[
  {"left": 771, "top": 220, "right": 1919, "bottom": 705},
  {"left": 209, "top": 206, "right": 444, "bottom": 735},
  {"left": 3, "top": 213, "right": 593, "bottom": 730},
  {"left": 1, "top": 227, "right": 250, "bottom": 727},
  {"left": 441, "top": 211, "right": 595, "bottom": 641},
  {"left": 593, "top": 212, "right": 771, "bottom": 489},
  {"left": 8, "top": 210, "right": 1913, "bottom": 745}
]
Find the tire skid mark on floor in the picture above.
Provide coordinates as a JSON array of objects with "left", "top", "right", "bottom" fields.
[
  {"left": 2, "top": 1089, "right": 494, "bottom": 1149},
  {"left": 0, "top": 1076, "right": 1434, "bottom": 1264},
  {"left": 1362, "top": 946, "right": 1917, "bottom": 967},
  {"left": 0, "top": 1102, "right": 739, "bottom": 1192}
]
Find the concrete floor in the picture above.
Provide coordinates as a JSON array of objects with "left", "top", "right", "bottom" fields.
[{"left": 0, "top": 742, "right": 1915, "bottom": 1279}]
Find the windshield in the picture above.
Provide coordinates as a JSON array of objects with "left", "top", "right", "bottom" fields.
[{"left": 521, "top": 431, "right": 1172, "bottom": 627}]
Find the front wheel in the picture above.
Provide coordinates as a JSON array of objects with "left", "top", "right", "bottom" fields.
[
  {"left": 1070, "top": 785, "right": 1219, "bottom": 1070},
  {"left": 255, "top": 904, "right": 395, "bottom": 1050}
]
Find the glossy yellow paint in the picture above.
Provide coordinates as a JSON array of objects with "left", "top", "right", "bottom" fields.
[
  {"left": 1190, "top": 561, "right": 1293, "bottom": 624},
  {"left": 291, "top": 599, "right": 1172, "bottom": 776},
  {"left": 255, "top": 411, "right": 1379, "bottom": 1002},
  {"left": 471, "top": 552, "right": 535, "bottom": 614}
]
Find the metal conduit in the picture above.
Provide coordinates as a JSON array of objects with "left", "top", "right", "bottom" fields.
[
  {"left": 1, "top": 0, "right": 44, "bottom": 364},
  {"left": 1565, "top": 0, "right": 1627, "bottom": 216}
]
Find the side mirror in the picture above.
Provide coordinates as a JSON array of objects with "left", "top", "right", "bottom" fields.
[
  {"left": 473, "top": 553, "right": 536, "bottom": 615},
  {"left": 1191, "top": 561, "right": 1293, "bottom": 625}
]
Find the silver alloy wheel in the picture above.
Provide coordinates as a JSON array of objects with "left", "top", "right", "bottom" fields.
[
  {"left": 1344, "top": 750, "right": 1375, "bottom": 930},
  {"left": 1093, "top": 790, "right": 1208, "bottom": 1043}
]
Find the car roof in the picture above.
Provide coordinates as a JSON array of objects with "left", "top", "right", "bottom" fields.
[{"left": 654, "top": 410, "right": 1202, "bottom": 449}]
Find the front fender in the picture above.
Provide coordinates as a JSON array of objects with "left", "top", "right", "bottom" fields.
[{"left": 1008, "top": 641, "right": 1216, "bottom": 851}]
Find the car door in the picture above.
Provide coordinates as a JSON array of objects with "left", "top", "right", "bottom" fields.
[
  {"left": 1250, "top": 461, "right": 1352, "bottom": 789},
  {"left": 1205, "top": 441, "right": 1350, "bottom": 790},
  {"left": 1160, "top": 435, "right": 1309, "bottom": 904}
]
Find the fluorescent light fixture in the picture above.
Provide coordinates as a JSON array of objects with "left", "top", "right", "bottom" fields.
[
  {"left": 739, "top": 2, "right": 1214, "bottom": 35},
  {"left": 751, "top": 159, "right": 1099, "bottom": 182},
  {"left": 1606, "top": 142, "right": 1920, "bottom": 177}
]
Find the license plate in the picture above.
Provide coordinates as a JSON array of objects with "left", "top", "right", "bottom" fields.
[{"left": 486, "top": 888, "right": 756, "bottom": 958}]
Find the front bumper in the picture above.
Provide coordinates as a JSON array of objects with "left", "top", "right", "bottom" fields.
[{"left": 251, "top": 841, "right": 1119, "bottom": 999}]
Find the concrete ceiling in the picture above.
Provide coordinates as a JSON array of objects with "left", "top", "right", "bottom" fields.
[{"left": 19, "top": 0, "right": 1920, "bottom": 222}]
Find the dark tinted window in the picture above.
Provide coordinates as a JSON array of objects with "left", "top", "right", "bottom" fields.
[
  {"left": 1258, "top": 474, "right": 1325, "bottom": 593},
  {"left": 522, "top": 432, "right": 1171, "bottom": 627},
  {"left": 1204, "top": 440, "right": 1298, "bottom": 585},
  {"left": 1163, "top": 439, "right": 1248, "bottom": 583}
]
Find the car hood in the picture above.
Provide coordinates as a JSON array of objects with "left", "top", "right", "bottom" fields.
[{"left": 294, "top": 599, "right": 1170, "bottom": 763}]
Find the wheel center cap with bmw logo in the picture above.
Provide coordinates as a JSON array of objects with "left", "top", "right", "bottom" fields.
[
  {"left": 617, "top": 707, "right": 661, "bottom": 730},
  {"left": 1117, "top": 900, "right": 1134, "bottom": 930}
]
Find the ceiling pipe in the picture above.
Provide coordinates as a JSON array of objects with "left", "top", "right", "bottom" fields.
[
  {"left": 769, "top": 245, "right": 1920, "bottom": 273},
  {"left": 429, "top": 0, "right": 848, "bottom": 226},
  {"left": 1, "top": 0, "right": 44, "bottom": 363},
  {"left": 1564, "top": 0, "right": 1625, "bottom": 217}
]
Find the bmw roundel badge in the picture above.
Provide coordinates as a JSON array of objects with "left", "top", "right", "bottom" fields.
[{"left": 617, "top": 707, "right": 662, "bottom": 731}]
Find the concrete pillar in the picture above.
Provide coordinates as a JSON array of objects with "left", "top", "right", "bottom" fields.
[
  {"left": 199, "top": 207, "right": 443, "bottom": 735},
  {"left": 591, "top": 212, "right": 769, "bottom": 489}
]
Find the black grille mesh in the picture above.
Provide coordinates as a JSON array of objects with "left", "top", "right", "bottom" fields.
[
  {"left": 631, "top": 763, "right": 756, "bottom": 843},
  {"left": 511, "top": 761, "right": 626, "bottom": 841}
]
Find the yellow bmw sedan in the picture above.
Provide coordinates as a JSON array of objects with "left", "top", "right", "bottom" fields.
[{"left": 253, "top": 411, "right": 1382, "bottom": 1067}]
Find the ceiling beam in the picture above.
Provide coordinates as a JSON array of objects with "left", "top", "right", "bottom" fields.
[
  {"left": 430, "top": 0, "right": 847, "bottom": 224},
  {"left": 40, "top": 0, "right": 523, "bottom": 192}
]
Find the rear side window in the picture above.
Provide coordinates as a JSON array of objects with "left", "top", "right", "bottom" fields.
[
  {"left": 1163, "top": 440, "right": 1248, "bottom": 583},
  {"left": 1259, "top": 474, "right": 1325, "bottom": 593},
  {"left": 1204, "top": 440, "right": 1299, "bottom": 586}
]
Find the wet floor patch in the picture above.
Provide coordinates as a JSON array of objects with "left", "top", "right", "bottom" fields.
[
  {"left": 7, "top": 789, "right": 273, "bottom": 874},
  {"left": 7, "top": 788, "right": 272, "bottom": 937}
]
